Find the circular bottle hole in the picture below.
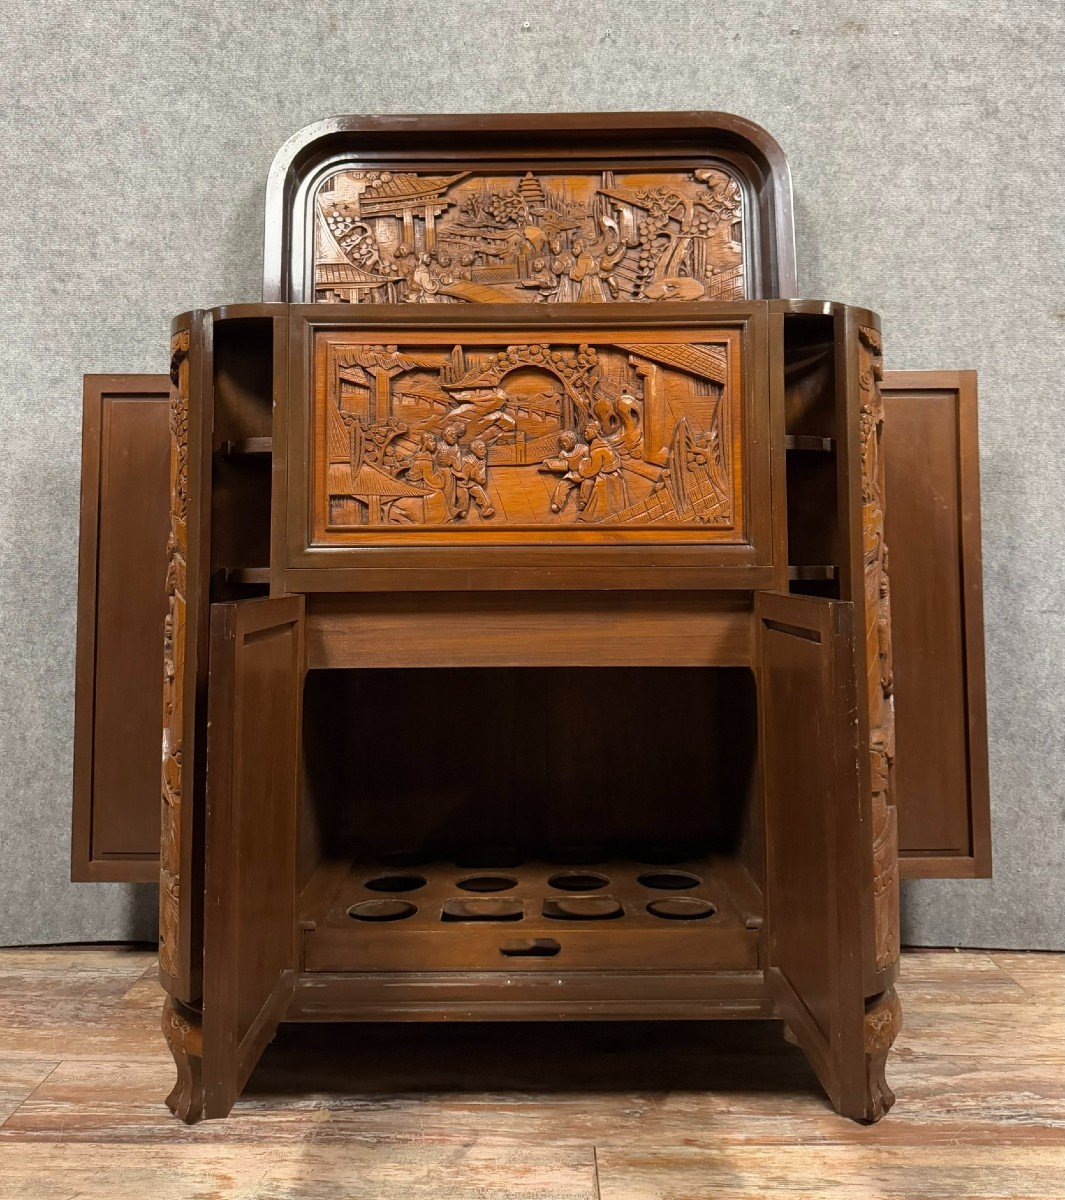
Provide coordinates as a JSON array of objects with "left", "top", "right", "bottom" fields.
[
  {"left": 348, "top": 899, "right": 418, "bottom": 922},
  {"left": 647, "top": 898, "right": 716, "bottom": 920},
  {"left": 548, "top": 871, "right": 610, "bottom": 892},
  {"left": 457, "top": 874, "right": 518, "bottom": 893},
  {"left": 636, "top": 870, "right": 701, "bottom": 891},
  {"left": 544, "top": 896, "right": 623, "bottom": 920},
  {"left": 442, "top": 898, "right": 524, "bottom": 922},
  {"left": 363, "top": 873, "right": 427, "bottom": 893}
]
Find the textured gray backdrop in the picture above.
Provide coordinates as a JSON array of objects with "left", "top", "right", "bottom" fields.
[{"left": 1, "top": 0, "right": 1062, "bottom": 949}]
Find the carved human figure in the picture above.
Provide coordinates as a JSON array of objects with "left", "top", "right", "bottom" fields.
[
  {"left": 454, "top": 439, "right": 495, "bottom": 520},
  {"left": 392, "top": 242, "right": 416, "bottom": 287},
  {"left": 539, "top": 429, "right": 589, "bottom": 514},
  {"left": 599, "top": 240, "right": 626, "bottom": 300},
  {"left": 550, "top": 238, "right": 578, "bottom": 302},
  {"left": 568, "top": 238, "right": 605, "bottom": 303},
  {"left": 434, "top": 423, "right": 464, "bottom": 515},
  {"left": 409, "top": 253, "right": 442, "bottom": 302},
  {"left": 523, "top": 256, "right": 559, "bottom": 301},
  {"left": 576, "top": 420, "right": 630, "bottom": 521},
  {"left": 394, "top": 432, "right": 451, "bottom": 523}
]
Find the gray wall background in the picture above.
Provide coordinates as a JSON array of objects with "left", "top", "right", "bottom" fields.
[{"left": 1, "top": 0, "right": 1062, "bottom": 949}]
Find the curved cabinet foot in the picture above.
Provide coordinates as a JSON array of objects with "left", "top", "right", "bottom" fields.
[
  {"left": 858, "top": 986, "right": 901, "bottom": 1123},
  {"left": 162, "top": 995, "right": 204, "bottom": 1123}
]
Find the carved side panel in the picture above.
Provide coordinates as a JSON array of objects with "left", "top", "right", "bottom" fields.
[
  {"left": 159, "top": 328, "right": 190, "bottom": 983},
  {"left": 858, "top": 325, "right": 900, "bottom": 972},
  {"left": 313, "top": 167, "right": 746, "bottom": 304},
  {"left": 312, "top": 332, "right": 745, "bottom": 546}
]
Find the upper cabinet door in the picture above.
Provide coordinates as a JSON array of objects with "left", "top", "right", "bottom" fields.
[
  {"left": 160, "top": 312, "right": 215, "bottom": 1003},
  {"left": 71, "top": 375, "right": 170, "bottom": 882},
  {"left": 201, "top": 596, "right": 304, "bottom": 1119},
  {"left": 882, "top": 371, "right": 991, "bottom": 878}
]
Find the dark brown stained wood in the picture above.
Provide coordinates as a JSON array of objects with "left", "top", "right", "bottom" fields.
[
  {"left": 882, "top": 371, "right": 991, "bottom": 878},
  {"left": 304, "top": 592, "right": 752, "bottom": 669},
  {"left": 756, "top": 592, "right": 898, "bottom": 1123},
  {"left": 303, "top": 856, "right": 758, "bottom": 974},
  {"left": 196, "top": 595, "right": 305, "bottom": 1121},
  {"left": 264, "top": 112, "right": 796, "bottom": 305},
  {"left": 71, "top": 375, "right": 170, "bottom": 882}
]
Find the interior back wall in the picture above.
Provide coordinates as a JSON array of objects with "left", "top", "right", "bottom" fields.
[{"left": 1, "top": 0, "right": 1062, "bottom": 949}]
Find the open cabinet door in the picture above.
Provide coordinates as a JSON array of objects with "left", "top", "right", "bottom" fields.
[
  {"left": 72, "top": 375, "right": 169, "bottom": 881},
  {"left": 198, "top": 595, "right": 304, "bottom": 1120},
  {"left": 756, "top": 592, "right": 897, "bottom": 1122},
  {"left": 881, "top": 371, "right": 991, "bottom": 877}
]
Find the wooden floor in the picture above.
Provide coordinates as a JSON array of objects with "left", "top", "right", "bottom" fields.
[{"left": 0, "top": 948, "right": 1062, "bottom": 1198}]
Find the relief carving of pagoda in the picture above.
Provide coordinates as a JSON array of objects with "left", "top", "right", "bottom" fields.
[{"left": 313, "top": 168, "right": 745, "bottom": 305}]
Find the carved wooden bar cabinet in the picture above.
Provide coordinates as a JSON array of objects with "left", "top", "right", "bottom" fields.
[{"left": 71, "top": 114, "right": 991, "bottom": 1123}]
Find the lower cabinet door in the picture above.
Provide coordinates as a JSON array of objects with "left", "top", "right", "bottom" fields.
[
  {"left": 756, "top": 592, "right": 897, "bottom": 1122},
  {"left": 200, "top": 595, "right": 305, "bottom": 1119}
]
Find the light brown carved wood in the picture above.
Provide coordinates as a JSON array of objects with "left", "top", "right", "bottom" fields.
[
  {"left": 313, "top": 168, "right": 746, "bottom": 304},
  {"left": 857, "top": 325, "right": 900, "bottom": 974},
  {"left": 158, "top": 329, "right": 190, "bottom": 986},
  {"left": 311, "top": 329, "right": 744, "bottom": 544}
]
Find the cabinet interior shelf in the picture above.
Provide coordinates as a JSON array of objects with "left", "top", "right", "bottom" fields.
[
  {"left": 301, "top": 853, "right": 762, "bottom": 974},
  {"left": 787, "top": 565, "right": 838, "bottom": 581},
  {"left": 219, "top": 567, "right": 270, "bottom": 586},
  {"left": 218, "top": 437, "right": 274, "bottom": 457},
  {"left": 784, "top": 434, "right": 835, "bottom": 452}
]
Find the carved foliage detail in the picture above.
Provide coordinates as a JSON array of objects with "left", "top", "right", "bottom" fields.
[
  {"left": 317, "top": 338, "right": 739, "bottom": 535},
  {"left": 159, "top": 328, "right": 190, "bottom": 983},
  {"left": 313, "top": 167, "right": 745, "bottom": 304},
  {"left": 858, "top": 324, "right": 899, "bottom": 972}
]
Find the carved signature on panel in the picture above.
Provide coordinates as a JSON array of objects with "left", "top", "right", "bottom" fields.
[
  {"left": 313, "top": 168, "right": 744, "bottom": 304},
  {"left": 321, "top": 341, "right": 735, "bottom": 531}
]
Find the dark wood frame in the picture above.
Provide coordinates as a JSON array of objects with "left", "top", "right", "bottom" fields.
[
  {"left": 262, "top": 112, "right": 797, "bottom": 305},
  {"left": 72, "top": 374, "right": 170, "bottom": 883},
  {"left": 277, "top": 301, "right": 780, "bottom": 593},
  {"left": 882, "top": 370, "right": 991, "bottom": 878}
]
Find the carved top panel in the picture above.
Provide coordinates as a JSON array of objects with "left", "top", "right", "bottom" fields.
[
  {"left": 311, "top": 326, "right": 745, "bottom": 547},
  {"left": 263, "top": 114, "right": 797, "bottom": 302},
  {"left": 312, "top": 167, "right": 746, "bottom": 305}
]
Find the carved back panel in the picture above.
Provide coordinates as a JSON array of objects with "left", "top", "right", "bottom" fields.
[{"left": 264, "top": 114, "right": 796, "bottom": 305}]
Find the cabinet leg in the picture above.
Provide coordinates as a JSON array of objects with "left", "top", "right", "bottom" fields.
[
  {"left": 858, "top": 986, "right": 901, "bottom": 1123},
  {"left": 162, "top": 995, "right": 204, "bottom": 1123}
]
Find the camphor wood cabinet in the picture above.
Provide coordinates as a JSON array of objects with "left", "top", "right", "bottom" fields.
[{"left": 71, "top": 114, "right": 990, "bottom": 1124}]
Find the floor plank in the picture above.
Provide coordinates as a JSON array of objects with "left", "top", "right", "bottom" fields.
[
  {"left": 0, "top": 946, "right": 1062, "bottom": 1197},
  {"left": 594, "top": 1145, "right": 1065, "bottom": 1199}
]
